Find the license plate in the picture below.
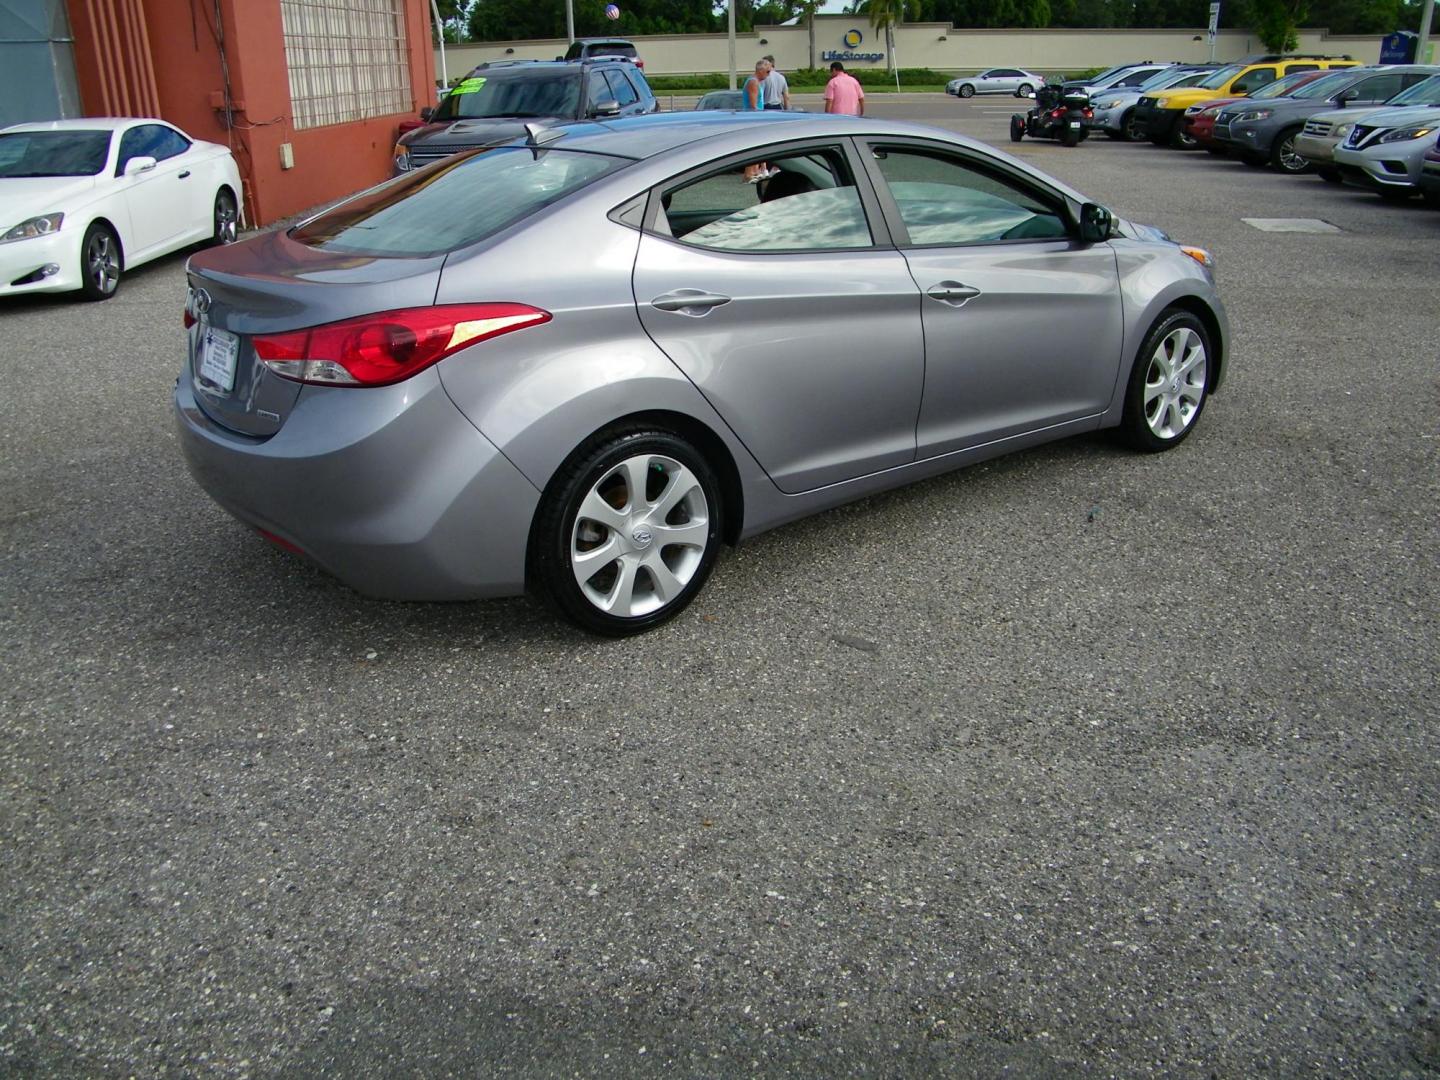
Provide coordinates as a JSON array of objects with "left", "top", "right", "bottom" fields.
[
  {"left": 198, "top": 325, "right": 239, "bottom": 392},
  {"left": 1069, "top": 121, "right": 1081, "bottom": 128}
]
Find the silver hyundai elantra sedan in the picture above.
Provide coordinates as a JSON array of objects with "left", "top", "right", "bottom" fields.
[{"left": 174, "top": 112, "right": 1228, "bottom": 635}]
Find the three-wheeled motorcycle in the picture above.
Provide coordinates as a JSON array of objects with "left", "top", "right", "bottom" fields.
[{"left": 1011, "top": 85, "right": 1093, "bottom": 147}]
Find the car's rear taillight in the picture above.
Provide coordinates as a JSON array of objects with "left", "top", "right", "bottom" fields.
[{"left": 252, "top": 303, "right": 551, "bottom": 387}]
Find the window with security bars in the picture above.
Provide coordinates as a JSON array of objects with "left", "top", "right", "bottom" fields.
[{"left": 282, "top": 0, "right": 413, "bottom": 130}]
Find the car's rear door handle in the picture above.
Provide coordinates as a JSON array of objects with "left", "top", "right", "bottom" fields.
[
  {"left": 178, "top": 170, "right": 191, "bottom": 179},
  {"left": 926, "top": 281, "right": 981, "bottom": 306},
  {"left": 650, "top": 289, "right": 732, "bottom": 316}
]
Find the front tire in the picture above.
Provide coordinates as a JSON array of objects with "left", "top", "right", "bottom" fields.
[
  {"left": 79, "top": 223, "right": 121, "bottom": 301},
  {"left": 959, "top": 84, "right": 974, "bottom": 98},
  {"left": 1121, "top": 109, "right": 1141, "bottom": 142},
  {"left": 1119, "top": 310, "right": 1212, "bottom": 452},
  {"left": 1010, "top": 115, "right": 1025, "bottom": 142},
  {"left": 212, "top": 188, "right": 239, "bottom": 245},
  {"left": 529, "top": 428, "right": 723, "bottom": 636},
  {"left": 1269, "top": 127, "right": 1310, "bottom": 174}
]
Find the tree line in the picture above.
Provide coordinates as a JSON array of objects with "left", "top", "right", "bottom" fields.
[{"left": 435, "top": 0, "right": 1428, "bottom": 43}]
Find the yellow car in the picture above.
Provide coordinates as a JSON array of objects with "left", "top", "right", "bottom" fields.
[{"left": 1132, "top": 54, "right": 1360, "bottom": 147}]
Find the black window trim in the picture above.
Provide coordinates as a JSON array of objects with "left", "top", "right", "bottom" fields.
[
  {"left": 854, "top": 136, "right": 1086, "bottom": 251},
  {"left": 638, "top": 135, "right": 898, "bottom": 257}
]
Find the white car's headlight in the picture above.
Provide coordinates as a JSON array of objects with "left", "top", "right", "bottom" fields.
[
  {"left": 1378, "top": 125, "right": 1435, "bottom": 143},
  {"left": 1097, "top": 97, "right": 1125, "bottom": 109},
  {"left": 1236, "top": 108, "right": 1272, "bottom": 122},
  {"left": 0, "top": 212, "right": 64, "bottom": 244}
]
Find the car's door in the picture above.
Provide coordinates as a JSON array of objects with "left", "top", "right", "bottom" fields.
[
  {"left": 859, "top": 140, "right": 1124, "bottom": 456},
  {"left": 113, "top": 123, "right": 195, "bottom": 254},
  {"left": 633, "top": 140, "right": 925, "bottom": 494},
  {"left": 1339, "top": 71, "right": 1414, "bottom": 108},
  {"left": 602, "top": 68, "right": 646, "bottom": 117}
]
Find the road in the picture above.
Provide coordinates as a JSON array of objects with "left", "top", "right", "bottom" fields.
[{"left": 2, "top": 98, "right": 1437, "bottom": 1076}]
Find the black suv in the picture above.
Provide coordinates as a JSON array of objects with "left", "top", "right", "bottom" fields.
[{"left": 393, "top": 59, "right": 658, "bottom": 173}]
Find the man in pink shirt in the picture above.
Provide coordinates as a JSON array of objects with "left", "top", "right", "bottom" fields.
[{"left": 824, "top": 62, "right": 865, "bottom": 116}]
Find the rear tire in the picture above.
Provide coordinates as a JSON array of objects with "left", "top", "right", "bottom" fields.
[
  {"left": 529, "top": 428, "right": 723, "bottom": 636},
  {"left": 1010, "top": 115, "right": 1025, "bottom": 142},
  {"left": 1119, "top": 310, "right": 1212, "bottom": 453},
  {"left": 79, "top": 222, "right": 121, "bottom": 302},
  {"left": 1016, "top": 83, "right": 1033, "bottom": 97},
  {"left": 1060, "top": 124, "right": 1080, "bottom": 147}
]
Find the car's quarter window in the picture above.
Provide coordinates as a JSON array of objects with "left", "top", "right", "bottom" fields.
[
  {"left": 290, "top": 146, "right": 627, "bottom": 257},
  {"left": 867, "top": 146, "right": 1069, "bottom": 246},
  {"left": 656, "top": 146, "right": 872, "bottom": 252}
]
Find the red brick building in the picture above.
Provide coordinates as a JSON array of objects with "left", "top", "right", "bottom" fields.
[{"left": 17, "top": 0, "right": 437, "bottom": 226}]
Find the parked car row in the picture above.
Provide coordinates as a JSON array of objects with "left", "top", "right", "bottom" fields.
[{"left": 1132, "top": 56, "right": 1440, "bottom": 205}]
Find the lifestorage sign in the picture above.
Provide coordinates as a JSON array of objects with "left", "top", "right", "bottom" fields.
[{"left": 823, "top": 29, "right": 885, "bottom": 63}]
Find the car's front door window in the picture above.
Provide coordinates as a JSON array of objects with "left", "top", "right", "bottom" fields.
[
  {"left": 658, "top": 146, "right": 872, "bottom": 252},
  {"left": 867, "top": 146, "right": 1069, "bottom": 246}
]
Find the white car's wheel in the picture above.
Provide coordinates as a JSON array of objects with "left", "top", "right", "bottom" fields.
[{"left": 79, "top": 223, "right": 121, "bottom": 302}]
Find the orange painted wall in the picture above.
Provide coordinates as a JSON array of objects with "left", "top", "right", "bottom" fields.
[{"left": 67, "top": 0, "right": 436, "bottom": 226}]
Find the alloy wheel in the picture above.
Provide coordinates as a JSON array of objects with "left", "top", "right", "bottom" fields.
[
  {"left": 1275, "top": 133, "right": 1309, "bottom": 174},
  {"left": 87, "top": 231, "right": 120, "bottom": 296},
  {"left": 570, "top": 453, "right": 710, "bottom": 618},
  {"left": 214, "top": 192, "right": 238, "bottom": 244},
  {"left": 1143, "top": 326, "right": 1207, "bottom": 439}
]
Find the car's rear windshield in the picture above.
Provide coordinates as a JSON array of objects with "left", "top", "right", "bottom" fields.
[
  {"left": 432, "top": 73, "right": 582, "bottom": 121},
  {"left": 1198, "top": 64, "right": 1246, "bottom": 89},
  {"left": 0, "top": 130, "right": 111, "bottom": 177},
  {"left": 289, "top": 146, "right": 626, "bottom": 257},
  {"left": 1391, "top": 75, "right": 1440, "bottom": 105}
]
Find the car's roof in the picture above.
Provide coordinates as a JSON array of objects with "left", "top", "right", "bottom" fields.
[
  {"left": 1, "top": 117, "right": 162, "bottom": 134},
  {"left": 467, "top": 59, "right": 631, "bottom": 78}
]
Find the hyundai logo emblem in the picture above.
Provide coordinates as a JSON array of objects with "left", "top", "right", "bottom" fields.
[
  {"left": 192, "top": 287, "right": 212, "bottom": 315},
  {"left": 631, "top": 527, "right": 653, "bottom": 548}
]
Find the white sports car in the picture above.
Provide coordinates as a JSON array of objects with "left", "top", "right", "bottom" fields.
[{"left": 0, "top": 118, "right": 242, "bottom": 301}]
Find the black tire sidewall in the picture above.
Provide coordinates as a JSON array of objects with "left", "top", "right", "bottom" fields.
[
  {"left": 531, "top": 428, "right": 723, "bottom": 636},
  {"left": 1120, "top": 310, "right": 1212, "bottom": 452}
]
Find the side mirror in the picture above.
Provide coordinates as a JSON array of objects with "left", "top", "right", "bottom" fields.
[
  {"left": 1078, "top": 202, "right": 1112, "bottom": 244},
  {"left": 124, "top": 156, "right": 157, "bottom": 176},
  {"left": 590, "top": 98, "right": 621, "bottom": 119},
  {"left": 420, "top": 106, "right": 433, "bottom": 122}
]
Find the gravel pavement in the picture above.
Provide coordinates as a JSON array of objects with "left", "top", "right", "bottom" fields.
[{"left": 2, "top": 97, "right": 1437, "bottom": 1077}]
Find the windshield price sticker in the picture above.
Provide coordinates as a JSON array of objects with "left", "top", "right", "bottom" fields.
[{"left": 452, "top": 77, "right": 487, "bottom": 95}]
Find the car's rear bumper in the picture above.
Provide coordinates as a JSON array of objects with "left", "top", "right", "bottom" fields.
[{"left": 173, "top": 369, "right": 540, "bottom": 601}]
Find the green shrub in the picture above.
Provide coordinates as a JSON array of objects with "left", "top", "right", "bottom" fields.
[{"left": 646, "top": 73, "right": 731, "bottom": 91}]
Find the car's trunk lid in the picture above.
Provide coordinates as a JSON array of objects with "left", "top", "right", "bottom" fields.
[{"left": 184, "top": 229, "right": 445, "bottom": 437}]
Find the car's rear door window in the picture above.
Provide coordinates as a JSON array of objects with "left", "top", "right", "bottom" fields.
[
  {"left": 604, "top": 68, "right": 639, "bottom": 106},
  {"left": 291, "top": 146, "right": 627, "bottom": 256},
  {"left": 867, "top": 146, "right": 1069, "bottom": 246},
  {"left": 656, "top": 146, "right": 872, "bottom": 252}
]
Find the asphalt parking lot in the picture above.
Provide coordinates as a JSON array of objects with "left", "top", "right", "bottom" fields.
[{"left": 2, "top": 96, "right": 1437, "bottom": 1076}]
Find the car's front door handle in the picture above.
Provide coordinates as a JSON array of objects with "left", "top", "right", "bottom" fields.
[
  {"left": 178, "top": 170, "right": 191, "bottom": 179},
  {"left": 650, "top": 289, "right": 732, "bottom": 316},
  {"left": 926, "top": 281, "right": 981, "bottom": 306}
]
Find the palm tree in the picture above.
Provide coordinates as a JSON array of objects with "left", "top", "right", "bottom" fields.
[
  {"left": 853, "top": 0, "right": 919, "bottom": 74},
  {"left": 798, "top": 0, "right": 821, "bottom": 71}
]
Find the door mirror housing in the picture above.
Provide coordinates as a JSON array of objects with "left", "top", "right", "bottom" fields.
[
  {"left": 1078, "top": 202, "right": 1112, "bottom": 244},
  {"left": 420, "top": 106, "right": 433, "bottom": 122},
  {"left": 124, "top": 156, "right": 157, "bottom": 177},
  {"left": 590, "top": 98, "right": 621, "bottom": 119}
]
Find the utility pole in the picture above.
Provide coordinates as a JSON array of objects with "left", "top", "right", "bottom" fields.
[
  {"left": 567, "top": 0, "right": 576, "bottom": 44},
  {"left": 728, "top": 0, "right": 736, "bottom": 90},
  {"left": 1419, "top": 0, "right": 1435, "bottom": 64}
]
